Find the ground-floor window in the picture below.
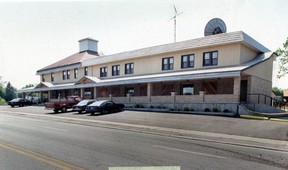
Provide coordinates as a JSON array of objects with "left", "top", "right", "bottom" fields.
[
  {"left": 181, "top": 84, "right": 194, "bottom": 95},
  {"left": 125, "top": 87, "right": 135, "bottom": 96}
]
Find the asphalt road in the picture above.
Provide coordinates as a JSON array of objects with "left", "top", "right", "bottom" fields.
[
  {"left": 0, "top": 109, "right": 287, "bottom": 170},
  {"left": 1, "top": 106, "right": 287, "bottom": 141}
]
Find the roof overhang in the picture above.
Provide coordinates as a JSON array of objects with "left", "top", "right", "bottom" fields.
[{"left": 36, "top": 63, "right": 81, "bottom": 75}]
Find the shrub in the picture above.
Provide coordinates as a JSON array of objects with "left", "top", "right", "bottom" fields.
[
  {"left": 169, "top": 108, "right": 175, "bottom": 111},
  {"left": 223, "top": 109, "right": 230, "bottom": 113},
  {"left": 135, "top": 104, "right": 143, "bottom": 108},
  {"left": 190, "top": 108, "right": 194, "bottom": 111},
  {"left": 204, "top": 108, "right": 210, "bottom": 112},
  {"left": 157, "top": 106, "right": 162, "bottom": 109},
  {"left": 150, "top": 105, "right": 154, "bottom": 109},
  {"left": 183, "top": 107, "right": 190, "bottom": 111},
  {"left": 213, "top": 108, "right": 219, "bottom": 112}
]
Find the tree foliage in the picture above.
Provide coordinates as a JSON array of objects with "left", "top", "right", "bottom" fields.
[
  {"left": 272, "top": 86, "right": 283, "bottom": 97},
  {"left": 5, "top": 82, "right": 17, "bottom": 102},
  {"left": 0, "top": 76, "right": 5, "bottom": 100},
  {"left": 22, "top": 84, "right": 34, "bottom": 89},
  {"left": 275, "top": 37, "right": 288, "bottom": 78}
]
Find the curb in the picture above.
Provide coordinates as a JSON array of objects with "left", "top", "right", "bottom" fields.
[
  {"left": 240, "top": 115, "right": 269, "bottom": 120},
  {"left": 270, "top": 118, "right": 288, "bottom": 123},
  {"left": 240, "top": 115, "right": 288, "bottom": 123}
]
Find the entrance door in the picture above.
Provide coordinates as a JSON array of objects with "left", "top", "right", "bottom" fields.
[{"left": 240, "top": 80, "right": 248, "bottom": 103}]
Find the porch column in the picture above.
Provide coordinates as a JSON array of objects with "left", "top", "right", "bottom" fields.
[
  {"left": 40, "top": 92, "right": 43, "bottom": 103},
  {"left": 147, "top": 83, "right": 153, "bottom": 102},
  {"left": 233, "top": 76, "right": 241, "bottom": 103},
  {"left": 80, "top": 88, "right": 84, "bottom": 99},
  {"left": 48, "top": 91, "right": 51, "bottom": 102},
  {"left": 93, "top": 87, "right": 97, "bottom": 99}
]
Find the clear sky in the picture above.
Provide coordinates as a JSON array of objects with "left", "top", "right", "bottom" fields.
[{"left": 0, "top": 0, "right": 287, "bottom": 89}]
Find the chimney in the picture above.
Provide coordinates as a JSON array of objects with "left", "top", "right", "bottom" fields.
[{"left": 78, "top": 38, "right": 98, "bottom": 53}]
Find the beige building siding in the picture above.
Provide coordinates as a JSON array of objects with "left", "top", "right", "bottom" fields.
[
  {"left": 243, "top": 56, "right": 274, "bottom": 82},
  {"left": 87, "top": 43, "right": 243, "bottom": 79},
  {"left": 240, "top": 44, "right": 258, "bottom": 64}
]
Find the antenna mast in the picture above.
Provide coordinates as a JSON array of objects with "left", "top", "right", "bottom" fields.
[{"left": 170, "top": 5, "right": 183, "bottom": 42}]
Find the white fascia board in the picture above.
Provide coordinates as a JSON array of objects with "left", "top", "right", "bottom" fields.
[{"left": 36, "top": 63, "right": 81, "bottom": 75}]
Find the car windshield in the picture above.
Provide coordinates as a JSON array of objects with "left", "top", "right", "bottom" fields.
[
  {"left": 78, "top": 100, "right": 93, "bottom": 105},
  {"left": 11, "top": 98, "right": 21, "bottom": 102},
  {"left": 89, "top": 100, "right": 107, "bottom": 106}
]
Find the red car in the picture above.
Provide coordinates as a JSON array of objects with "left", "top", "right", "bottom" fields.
[{"left": 45, "top": 96, "right": 82, "bottom": 113}]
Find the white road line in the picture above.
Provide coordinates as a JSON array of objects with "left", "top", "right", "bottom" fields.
[
  {"left": 153, "top": 145, "right": 227, "bottom": 159},
  {"left": 42, "top": 126, "right": 68, "bottom": 132}
]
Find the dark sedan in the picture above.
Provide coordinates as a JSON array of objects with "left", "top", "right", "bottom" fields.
[
  {"left": 8, "top": 98, "right": 32, "bottom": 107},
  {"left": 72, "top": 99, "right": 96, "bottom": 113},
  {"left": 86, "top": 100, "right": 125, "bottom": 115}
]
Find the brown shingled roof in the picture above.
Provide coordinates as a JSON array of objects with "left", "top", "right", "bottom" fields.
[{"left": 37, "top": 51, "right": 98, "bottom": 72}]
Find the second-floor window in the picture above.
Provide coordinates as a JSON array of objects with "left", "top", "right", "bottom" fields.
[
  {"left": 51, "top": 73, "right": 54, "bottom": 82},
  {"left": 203, "top": 51, "right": 218, "bottom": 66},
  {"left": 62, "top": 71, "right": 66, "bottom": 80},
  {"left": 112, "top": 65, "right": 120, "bottom": 76},
  {"left": 181, "top": 54, "right": 194, "bottom": 68},
  {"left": 42, "top": 75, "right": 45, "bottom": 82},
  {"left": 74, "top": 68, "right": 78, "bottom": 79},
  {"left": 162, "top": 57, "right": 174, "bottom": 70},
  {"left": 84, "top": 67, "right": 88, "bottom": 76},
  {"left": 125, "top": 63, "right": 134, "bottom": 74},
  {"left": 67, "top": 70, "right": 70, "bottom": 80},
  {"left": 100, "top": 67, "right": 107, "bottom": 77}
]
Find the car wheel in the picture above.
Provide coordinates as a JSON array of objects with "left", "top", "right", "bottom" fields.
[
  {"left": 101, "top": 109, "right": 109, "bottom": 114},
  {"left": 11, "top": 105, "right": 14, "bottom": 108},
  {"left": 90, "top": 112, "right": 95, "bottom": 115},
  {"left": 61, "top": 107, "right": 67, "bottom": 113},
  {"left": 78, "top": 111, "right": 82, "bottom": 114},
  {"left": 53, "top": 109, "right": 59, "bottom": 113}
]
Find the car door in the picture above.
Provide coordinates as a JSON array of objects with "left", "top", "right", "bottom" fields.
[{"left": 105, "top": 102, "right": 114, "bottom": 112}]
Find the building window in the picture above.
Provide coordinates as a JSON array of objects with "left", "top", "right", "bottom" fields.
[
  {"left": 62, "top": 71, "right": 66, "bottom": 80},
  {"left": 181, "top": 84, "right": 194, "bottom": 95},
  {"left": 42, "top": 75, "right": 45, "bottom": 82},
  {"left": 67, "top": 70, "right": 70, "bottom": 80},
  {"left": 100, "top": 67, "right": 107, "bottom": 77},
  {"left": 74, "top": 68, "right": 78, "bottom": 79},
  {"left": 84, "top": 67, "right": 88, "bottom": 76},
  {"left": 51, "top": 73, "right": 54, "bottom": 82},
  {"left": 181, "top": 54, "right": 194, "bottom": 68},
  {"left": 203, "top": 51, "right": 218, "bottom": 66},
  {"left": 112, "top": 65, "right": 120, "bottom": 76},
  {"left": 162, "top": 57, "right": 174, "bottom": 70},
  {"left": 125, "top": 87, "right": 135, "bottom": 96},
  {"left": 125, "top": 63, "right": 134, "bottom": 74}
]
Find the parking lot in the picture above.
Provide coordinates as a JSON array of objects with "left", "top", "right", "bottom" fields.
[{"left": 0, "top": 105, "right": 287, "bottom": 141}]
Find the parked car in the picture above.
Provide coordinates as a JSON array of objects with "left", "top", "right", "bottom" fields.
[
  {"left": 72, "top": 99, "right": 96, "bottom": 114},
  {"left": 86, "top": 100, "right": 125, "bottom": 115},
  {"left": 44, "top": 96, "right": 82, "bottom": 113},
  {"left": 8, "top": 98, "right": 32, "bottom": 107}
]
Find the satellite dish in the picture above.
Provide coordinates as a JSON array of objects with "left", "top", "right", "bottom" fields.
[{"left": 204, "top": 18, "right": 227, "bottom": 36}]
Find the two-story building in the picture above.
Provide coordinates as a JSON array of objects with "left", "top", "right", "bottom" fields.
[{"left": 19, "top": 30, "right": 276, "bottom": 112}]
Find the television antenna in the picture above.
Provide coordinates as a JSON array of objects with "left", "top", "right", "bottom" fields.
[{"left": 170, "top": 4, "right": 183, "bottom": 42}]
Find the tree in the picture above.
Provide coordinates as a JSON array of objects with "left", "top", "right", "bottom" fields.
[
  {"left": 272, "top": 87, "right": 283, "bottom": 97},
  {"left": 5, "top": 82, "right": 17, "bottom": 101},
  {"left": 22, "top": 84, "right": 34, "bottom": 89},
  {"left": 0, "top": 76, "right": 5, "bottom": 100},
  {"left": 275, "top": 37, "right": 288, "bottom": 78}
]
